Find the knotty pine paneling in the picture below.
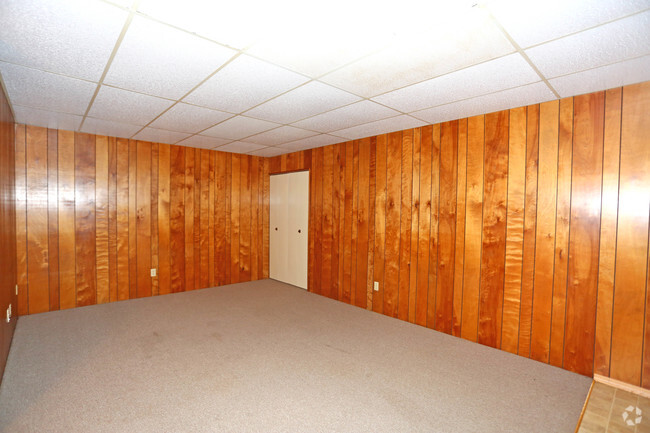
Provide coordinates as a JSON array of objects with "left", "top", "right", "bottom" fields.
[
  {"left": 0, "top": 83, "right": 16, "bottom": 385},
  {"left": 16, "top": 130, "right": 268, "bottom": 315},
  {"left": 269, "top": 82, "right": 650, "bottom": 389}
]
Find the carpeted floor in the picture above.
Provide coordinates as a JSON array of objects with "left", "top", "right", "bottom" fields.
[{"left": 0, "top": 279, "right": 590, "bottom": 432}]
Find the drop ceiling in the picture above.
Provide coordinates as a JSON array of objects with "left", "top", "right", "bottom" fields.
[{"left": 1, "top": 0, "right": 648, "bottom": 156}]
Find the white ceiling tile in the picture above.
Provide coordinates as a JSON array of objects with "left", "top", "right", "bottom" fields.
[
  {"left": 320, "top": 10, "right": 514, "bottom": 97},
  {"left": 184, "top": 54, "right": 309, "bottom": 113},
  {"left": 88, "top": 85, "right": 173, "bottom": 125},
  {"left": 245, "top": 81, "right": 361, "bottom": 124},
  {"left": 549, "top": 55, "right": 650, "bottom": 98},
  {"left": 132, "top": 127, "right": 190, "bottom": 144},
  {"left": 104, "top": 15, "right": 236, "bottom": 99},
  {"left": 81, "top": 117, "right": 141, "bottom": 138},
  {"left": 489, "top": 0, "right": 650, "bottom": 48},
  {"left": 13, "top": 105, "right": 83, "bottom": 131},
  {"left": 292, "top": 100, "right": 401, "bottom": 133},
  {"left": 411, "top": 82, "right": 556, "bottom": 125},
  {"left": 0, "top": 62, "right": 96, "bottom": 115},
  {"left": 149, "top": 103, "right": 232, "bottom": 133},
  {"left": 0, "top": 0, "right": 127, "bottom": 81},
  {"left": 244, "top": 126, "right": 317, "bottom": 146},
  {"left": 525, "top": 11, "right": 650, "bottom": 79},
  {"left": 176, "top": 135, "right": 232, "bottom": 149},
  {"left": 202, "top": 116, "right": 280, "bottom": 140},
  {"left": 278, "top": 134, "right": 344, "bottom": 151},
  {"left": 216, "top": 141, "right": 266, "bottom": 154},
  {"left": 332, "top": 115, "right": 427, "bottom": 140},
  {"left": 249, "top": 147, "right": 288, "bottom": 157},
  {"left": 372, "top": 54, "right": 540, "bottom": 113},
  {"left": 105, "top": 0, "right": 134, "bottom": 8}
]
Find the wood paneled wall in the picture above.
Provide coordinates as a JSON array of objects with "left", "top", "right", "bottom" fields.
[
  {"left": 270, "top": 82, "right": 650, "bottom": 388},
  {"left": 0, "top": 83, "right": 17, "bottom": 384},
  {"left": 15, "top": 127, "right": 269, "bottom": 315}
]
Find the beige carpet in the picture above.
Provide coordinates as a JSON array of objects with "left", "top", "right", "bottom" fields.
[{"left": 0, "top": 279, "right": 590, "bottom": 432}]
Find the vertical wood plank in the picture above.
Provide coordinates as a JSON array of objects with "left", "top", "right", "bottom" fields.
[
  {"left": 116, "top": 138, "right": 129, "bottom": 301},
  {"left": 75, "top": 132, "right": 96, "bottom": 307},
  {"left": 151, "top": 144, "right": 159, "bottom": 296},
  {"left": 136, "top": 141, "right": 151, "bottom": 298},
  {"left": 462, "top": 116, "right": 484, "bottom": 341},
  {"left": 322, "top": 146, "right": 334, "bottom": 298},
  {"left": 170, "top": 145, "right": 185, "bottom": 293},
  {"left": 356, "top": 138, "right": 370, "bottom": 308},
  {"left": 262, "top": 158, "right": 270, "bottom": 279},
  {"left": 26, "top": 126, "right": 49, "bottom": 314},
  {"left": 373, "top": 136, "right": 387, "bottom": 314},
  {"left": 452, "top": 120, "right": 467, "bottom": 335},
  {"left": 416, "top": 126, "right": 432, "bottom": 326},
  {"left": 95, "top": 135, "right": 109, "bottom": 304},
  {"left": 250, "top": 156, "right": 258, "bottom": 282},
  {"left": 549, "top": 97, "right": 574, "bottom": 367},
  {"left": 185, "top": 147, "right": 195, "bottom": 290},
  {"left": 158, "top": 143, "right": 171, "bottom": 295},
  {"left": 530, "top": 100, "right": 559, "bottom": 363},
  {"left": 518, "top": 105, "right": 539, "bottom": 357},
  {"left": 331, "top": 144, "right": 341, "bottom": 300},
  {"left": 230, "top": 154, "right": 240, "bottom": 284},
  {"left": 128, "top": 140, "right": 137, "bottom": 299},
  {"left": 342, "top": 143, "right": 353, "bottom": 302},
  {"left": 215, "top": 152, "right": 226, "bottom": 285},
  {"left": 594, "top": 88, "right": 622, "bottom": 377},
  {"left": 15, "top": 125, "right": 27, "bottom": 314},
  {"left": 194, "top": 149, "right": 201, "bottom": 290},
  {"left": 350, "top": 142, "right": 359, "bottom": 303},
  {"left": 239, "top": 155, "right": 251, "bottom": 282},
  {"left": 564, "top": 91, "right": 604, "bottom": 376},
  {"left": 366, "top": 138, "right": 376, "bottom": 310},
  {"left": 108, "top": 137, "right": 118, "bottom": 302},
  {"left": 436, "top": 121, "right": 457, "bottom": 334},
  {"left": 47, "top": 129, "right": 59, "bottom": 311},
  {"left": 57, "top": 130, "right": 76, "bottom": 309},
  {"left": 398, "top": 131, "right": 413, "bottom": 320},
  {"left": 501, "top": 107, "right": 526, "bottom": 354},
  {"left": 427, "top": 124, "right": 441, "bottom": 329},
  {"left": 478, "top": 111, "right": 509, "bottom": 348},
  {"left": 200, "top": 149, "right": 210, "bottom": 287},
  {"left": 384, "top": 132, "right": 401, "bottom": 317},
  {"left": 225, "top": 153, "right": 232, "bottom": 284},
  {"left": 611, "top": 82, "right": 650, "bottom": 385},
  {"left": 313, "top": 147, "right": 324, "bottom": 295}
]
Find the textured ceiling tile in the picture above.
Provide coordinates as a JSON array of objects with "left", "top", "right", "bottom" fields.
[
  {"left": 371, "top": 54, "right": 540, "bottom": 113},
  {"left": 292, "top": 100, "right": 400, "bottom": 133},
  {"left": 13, "top": 105, "right": 83, "bottom": 131},
  {"left": 249, "top": 147, "right": 288, "bottom": 157},
  {"left": 132, "top": 127, "right": 190, "bottom": 144},
  {"left": 277, "top": 134, "right": 344, "bottom": 151},
  {"left": 244, "top": 126, "right": 317, "bottom": 146},
  {"left": 184, "top": 54, "right": 308, "bottom": 113},
  {"left": 332, "top": 115, "right": 427, "bottom": 140},
  {"left": 0, "top": 0, "right": 127, "bottom": 81},
  {"left": 149, "top": 103, "right": 233, "bottom": 133},
  {"left": 88, "top": 85, "right": 173, "bottom": 125},
  {"left": 489, "top": 0, "right": 650, "bottom": 48},
  {"left": 245, "top": 81, "right": 361, "bottom": 124},
  {"left": 525, "top": 11, "right": 650, "bottom": 79},
  {"left": 0, "top": 62, "right": 96, "bottom": 114},
  {"left": 320, "top": 10, "right": 514, "bottom": 97},
  {"left": 81, "top": 116, "right": 141, "bottom": 138},
  {"left": 215, "top": 141, "right": 266, "bottom": 154},
  {"left": 176, "top": 135, "right": 232, "bottom": 149},
  {"left": 411, "top": 82, "right": 556, "bottom": 125},
  {"left": 104, "top": 15, "right": 236, "bottom": 99},
  {"left": 201, "top": 116, "right": 280, "bottom": 140},
  {"left": 549, "top": 55, "right": 650, "bottom": 98}
]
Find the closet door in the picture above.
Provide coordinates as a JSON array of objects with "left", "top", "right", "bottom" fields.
[{"left": 270, "top": 171, "right": 309, "bottom": 289}]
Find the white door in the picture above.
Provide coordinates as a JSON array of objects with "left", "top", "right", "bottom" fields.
[{"left": 270, "top": 171, "right": 309, "bottom": 289}]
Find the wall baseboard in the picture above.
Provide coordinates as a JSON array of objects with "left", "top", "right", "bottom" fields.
[{"left": 593, "top": 374, "right": 650, "bottom": 398}]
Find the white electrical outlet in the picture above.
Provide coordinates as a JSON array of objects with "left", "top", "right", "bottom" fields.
[
  {"left": 373, "top": 281, "right": 379, "bottom": 292},
  {"left": 15, "top": 284, "right": 18, "bottom": 295},
  {"left": 6, "top": 305, "right": 10, "bottom": 323},
  {"left": 150, "top": 268, "right": 157, "bottom": 277}
]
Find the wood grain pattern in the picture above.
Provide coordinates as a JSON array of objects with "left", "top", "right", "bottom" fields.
[
  {"left": 384, "top": 132, "right": 401, "bottom": 318},
  {"left": 108, "top": 137, "right": 118, "bottom": 302},
  {"left": 128, "top": 140, "right": 137, "bottom": 299},
  {"left": 452, "top": 119, "right": 466, "bottom": 335},
  {"left": 74, "top": 133, "right": 96, "bottom": 307},
  {"left": 350, "top": 142, "right": 359, "bottom": 304},
  {"left": 331, "top": 145, "right": 341, "bottom": 301},
  {"left": 366, "top": 138, "right": 376, "bottom": 310},
  {"left": 95, "top": 135, "right": 109, "bottom": 304},
  {"left": 530, "top": 100, "right": 559, "bottom": 363},
  {"left": 322, "top": 146, "right": 334, "bottom": 298},
  {"left": 185, "top": 148, "right": 195, "bottom": 290},
  {"left": 416, "top": 126, "right": 432, "bottom": 326},
  {"left": 564, "top": 92, "right": 604, "bottom": 376},
  {"left": 136, "top": 141, "right": 151, "bottom": 298},
  {"left": 501, "top": 107, "right": 526, "bottom": 354},
  {"left": 594, "top": 88, "right": 622, "bottom": 377},
  {"left": 549, "top": 98, "right": 573, "bottom": 367},
  {"left": 116, "top": 138, "right": 129, "bottom": 301},
  {"left": 312, "top": 147, "right": 324, "bottom": 295},
  {"left": 170, "top": 145, "right": 185, "bottom": 293},
  {"left": 249, "top": 156, "right": 258, "bottom": 282},
  {"left": 47, "top": 129, "right": 59, "bottom": 311},
  {"left": 215, "top": 152, "right": 226, "bottom": 285},
  {"left": 25, "top": 126, "right": 49, "bottom": 314},
  {"left": 356, "top": 138, "right": 370, "bottom": 309},
  {"left": 193, "top": 149, "right": 200, "bottom": 290},
  {"left": 611, "top": 82, "right": 650, "bottom": 385},
  {"left": 151, "top": 144, "right": 159, "bottom": 296},
  {"left": 230, "top": 154, "right": 239, "bottom": 284},
  {"left": 478, "top": 111, "right": 509, "bottom": 349},
  {"left": 15, "top": 125, "right": 27, "bottom": 314},
  {"left": 200, "top": 149, "right": 210, "bottom": 287},
  {"left": 342, "top": 142, "right": 353, "bottom": 303},
  {"left": 239, "top": 155, "right": 251, "bottom": 282},
  {"left": 158, "top": 144, "right": 171, "bottom": 295},
  {"left": 398, "top": 131, "right": 413, "bottom": 320},
  {"left": 373, "top": 135, "right": 387, "bottom": 314},
  {"left": 427, "top": 124, "right": 441, "bottom": 329},
  {"left": 57, "top": 130, "right": 76, "bottom": 309}
]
